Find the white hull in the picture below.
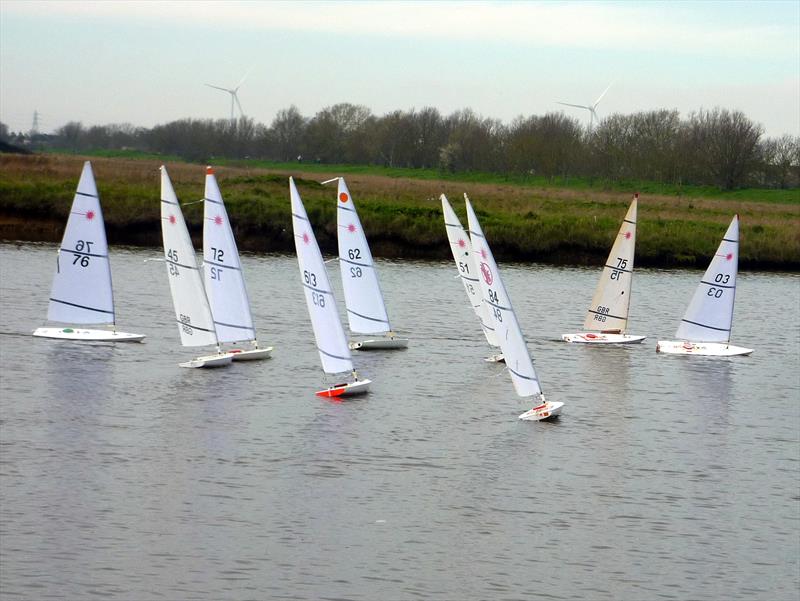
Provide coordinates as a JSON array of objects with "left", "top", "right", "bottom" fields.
[
  {"left": 519, "top": 401, "right": 564, "bottom": 421},
  {"left": 484, "top": 353, "right": 505, "bottom": 363},
  {"left": 228, "top": 346, "right": 273, "bottom": 361},
  {"left": 656, "top": 340, "right": 753, "bottom": 356},
  {"left": 33, "top": 327, "right": 145, "bottom": 342},
  {"left": 316, "top": 378, "right": 372, "bottom": 398},
  {"left": 349, "top": 337, "right": 409, "bottom": 350},
  {"left": 562, "top": 332, "right": 646, "bottom": 344},
  {"left": 179, "top": 353, "right": 235, "bottom": 368}
]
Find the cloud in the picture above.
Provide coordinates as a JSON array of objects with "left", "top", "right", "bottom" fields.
[{"left": 4, "top": 0, "right": 797, "bottom": 57}]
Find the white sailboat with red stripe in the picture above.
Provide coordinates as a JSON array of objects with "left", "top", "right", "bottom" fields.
[
  {"left": 33, "top": 161, "right": 145, "bottom": 342},
  {"left": 441, "top": 194, "right": 503, "bottom": 362},
  {"left": 657, "top": 215, "right": 753, "bottom": 357},
  {"left": 291, "top": 177, "right": 370, "bottom": 397},
  {"left": 203, "top": 167, "right": 272, "bottom": 361},
  {"left": 324, "top": 177, "right": 408, "bottom": 351},
  {"left": 563, "top": 194, "right": 645, "bottom": 344},
  {"left": 465, "top": 195, "right": 564, "bottom": 422},
  {"left": 161, "top": 166, "right": 233, "bottom": 368}
]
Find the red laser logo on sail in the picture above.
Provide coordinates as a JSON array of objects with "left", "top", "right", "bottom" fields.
[
  {"left": 348, "top": 223, "right": 356, "bottom": 233},
  {"left": 214, "top": 215, "right": 223, "bottom": 225},
  {"left": 86, "top": 211, "right": 95, "bottom": 220},
  {"left": 480, "top": 262, "right": 493, "bottom": 285},
  {"left": 302, "top": 232, "right": 310, "bottom": 244},
  {"left": 458, "top": 238, "right": 466, "bottom": 248},
  {"left": 169, "top": 215, "right": 176, "bottom": 224}
]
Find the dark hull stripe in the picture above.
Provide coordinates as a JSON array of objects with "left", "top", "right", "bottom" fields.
[
  {"left": 461, "top": 274, "right": 479, "bottom": 282},
  {"left": 722, "top": 238, "right": 738, "bottom": 244},
  {"left": 588, "top": 308, "right": 626, "bottom": 321},
  {"left": 166, "top": 259, "right": 197, "bottom": 270},
  {"left": 302, "top": 281, "right": 332, "bottom": 295},
  {"left": 486, "top": 299, "right": 511, "bottom": 312},
  {"left": 445, "top": 222, "right": 464, "bottom": 229},
  {"left": 468, "top": 229, "right": 484, "bottom": 239},
  {"left": 50, "top": 297, "right": 114, "bottom": 315},
  {"left": 318, "top": 347, "right": 351, "bottom": 362},
  {"left": 161, "top": 198, "right": 179, "bottom": 206},
  {"left": 59, "top": 248, "right": 108, "bottom": 259},
  {"left": 204, "top": 258, "right": 241, "bottom": 271},
  {"left": 508, "top": 366, "right": 539, "bottom": 383},
  {"left": 204, "top": 197, "right": 222, "bottom": 205},
  {"left": 680, "top": 318, "right": 730, "bottom": 332},
  {"left": 700, "top": 280, "right": 734, "bottom": 289},
  {"left": 337, "top": 205, "right": 356, "bottom": 213},
  {"left": 76, "top": 191, "right": 98, "bottom": 198},
  {"left": 292, "top": 212, "right": 309, "bottom": 222},
  {"left": 347, "top": 308, "right": 389, "bottom": 324},
  {"left": 623, "top": 218, "right": 636, "bottom": 225},
  {"left": 214, "top": 320, "right": 254, "bottom": 331},
  {"left": 176, "top": 320, "right": 214, "bottom": 334},
  {"left": 340, "top": 256, "right": 372, "bottom": 268},
  {"left": 604, "top": 264, "right": 632, "bottom": 273}
]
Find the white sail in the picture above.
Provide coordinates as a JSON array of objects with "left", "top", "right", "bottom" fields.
[
  {"left": 46, "top": 161, "right": 115, "bottom": 324},
  {"left": 291, "top": 177, "right": 354, "bottom": 374},
  {"left": 583, "top": 196, "right": 637, "bottom": 332},
  {"left": 202, "top": 166, "right": 257, "bottom": 344},
  {"left": 160, "top": 166, "right": 219, "bottom": 348},
  {"left": 335, "top": 177, "right": 391, "bottom": 334},
  {"left": 465, "top": 196, "right": 542, "bottom": 398},
  {"left": 441, "top": 194, "right": 500, "bottom": 347},
  {"left": 675, "top": 215, "right": 740, "bottom": 343}
]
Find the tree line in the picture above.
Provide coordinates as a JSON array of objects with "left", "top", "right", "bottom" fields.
[{"left": 2, "top": 104, "right": 798, "bottom": 190}]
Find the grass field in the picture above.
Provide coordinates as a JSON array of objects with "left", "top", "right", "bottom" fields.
[{"left": 2, "top": 152, "right": 798, "bottom": 270}]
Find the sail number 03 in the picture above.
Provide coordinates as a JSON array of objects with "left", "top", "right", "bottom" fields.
[
  {"left": 71, "top": 239, "right": 93, "bottom": 267},
  {"left": 706, "top": 272, "right": 730, "bottom": 298}
]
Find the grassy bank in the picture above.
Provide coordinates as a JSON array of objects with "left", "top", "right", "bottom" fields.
[{"left": 1, "top": 153, "right": 799, "bottom": 270}]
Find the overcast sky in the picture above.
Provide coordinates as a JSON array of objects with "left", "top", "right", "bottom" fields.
[{"left": 1, "top": 1, "right": 798, "bottom": 137}]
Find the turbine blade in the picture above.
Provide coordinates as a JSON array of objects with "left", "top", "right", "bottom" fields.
[
  {"left": 235, "top": 66, "right": 254, "bottom": 91},
  {"left": 593, "top": 81, "right": 614, "bottom": 108},
  {"left": 556, "top": 101, "right": 591, "bottom": 110},
  {"left": 205, "top": 84, "right": 232, "bottom": 93}
]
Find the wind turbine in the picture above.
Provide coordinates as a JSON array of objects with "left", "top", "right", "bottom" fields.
[
  {"left": 205, "top": 68, "right": 252, "bottom": 122},
  {"left": 556, "top": 81, "right": 614, "bottom": 130}
]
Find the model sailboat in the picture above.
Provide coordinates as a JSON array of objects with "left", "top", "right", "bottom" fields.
[
  {"left": 657, "top": 215, "right": 752, "bottom": 356},
  {"left": 563, "top": 194, "right": 645, "bottom": 344},
  {"left": 290, "top": 177, "right": 371, "bottom": 397},
  {"left": 320, "top": 177, "right": 408, "bottom": 350},
  {"left": 441, "top": 194, "right": 503, "bottom": 362},
  {"left": 465, "top": 195, "right": 564, "bottom": 421},
  {"left": 33, "top": 161, "right": 144, "bottom": 342},
  {"left": 203, "top": 167, "right": 272, "bottom": 360},
  {"left": 160, "top": 166, "right": 233, "bottom": 368}
]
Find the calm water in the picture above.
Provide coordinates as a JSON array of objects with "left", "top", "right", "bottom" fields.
[{"left": 1, "top": 242, "right": 798, "bottom": 601}]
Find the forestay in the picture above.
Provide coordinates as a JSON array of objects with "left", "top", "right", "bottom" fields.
[
  {"left": 336, "top": 178, "right": 391, "bottom": 334},
  {"left": 465, "top": 196, "right": 542, "bottom": 398},
  {"left": 675, "top": 215, "right": 740, "bottom": 343},
  {"left": 47, "top": 161, "right": 115, "bottom": 324},
  {"left": 441, "top": 194, "right": 499, "bottom": 347},
  {"left": 583, "top": 196, "right": 637, "bottom": 332},
  {"left": 291, "top": 177, "right": 354, "bottom": 374},
  {"left": 160, "top": 166, "right": 219, "bottom": 348},
  {"left": 202, "top": 167, "right": 256, "bottom": 344}
]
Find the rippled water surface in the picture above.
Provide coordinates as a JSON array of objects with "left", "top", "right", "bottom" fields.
[{"left": 1, "top": 242, "right": 799, "bottom": 600}]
